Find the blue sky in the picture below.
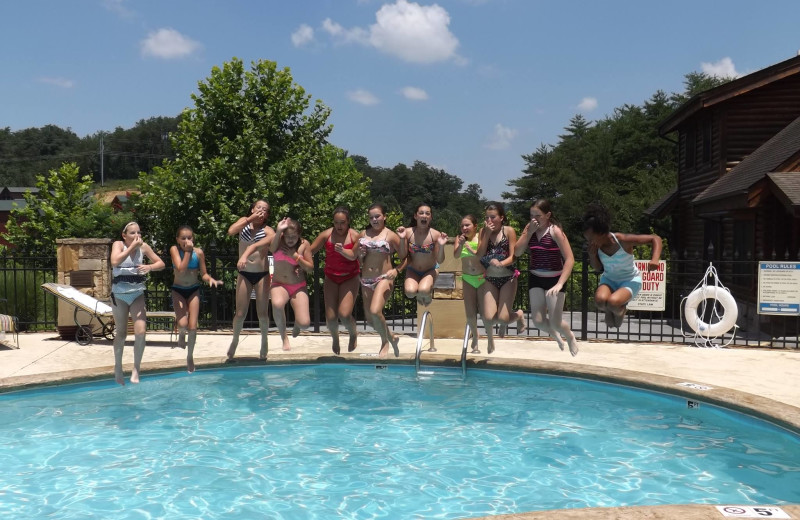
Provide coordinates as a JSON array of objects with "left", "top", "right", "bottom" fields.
[{"left": 2, "top": 0, "right": 800, "bottom": 200}]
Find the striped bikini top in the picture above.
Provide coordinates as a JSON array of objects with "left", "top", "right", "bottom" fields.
[
  {"left": 240, "top": 225, "right": 267, "bottom": 244},
  {"left": 528, "top": 226, "right": 564, "bottom": 272}
]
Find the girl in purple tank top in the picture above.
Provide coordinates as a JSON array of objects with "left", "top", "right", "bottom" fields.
[
  {"left": 515, "top": 199, "right": 579, "bottom": 356},
  {"left": 582, "top": 203, "right": 663, "bottom": 329}
]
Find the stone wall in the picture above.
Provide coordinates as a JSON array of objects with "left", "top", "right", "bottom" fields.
[{"left": 55, "top": 238, "right": 114, "bottom": 335}]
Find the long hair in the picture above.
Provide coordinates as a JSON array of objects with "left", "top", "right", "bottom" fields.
[
  {"left": 408, "top": 203, "right": 432, "bottom": 228},
  {"left": 484, "top": 202, "right": 507, "bottom": 225},
  {"left": 531, "top": 199, "right": 560, "bottom": 226}
]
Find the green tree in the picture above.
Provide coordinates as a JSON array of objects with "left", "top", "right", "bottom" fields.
[
  {"left": 136, "top": 58, "right": 370, "bottom": 252},
  {"left": 2, "top": 162, "right": 131, "bottom": 254}
]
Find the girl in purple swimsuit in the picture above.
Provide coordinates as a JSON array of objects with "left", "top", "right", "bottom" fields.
[
  {"left": 477, "top": 203, "right": 526, "bottom": 353},
  {"left": 270, "top": 217, "right": 312, "bottom": 351}
]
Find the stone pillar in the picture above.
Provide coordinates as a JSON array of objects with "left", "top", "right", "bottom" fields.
[
  {"left": 416, "top": 238, "right": 467, "bottom": 338},
  {"left": 55, "top": 238, "right": 114, "bottom": 338}
]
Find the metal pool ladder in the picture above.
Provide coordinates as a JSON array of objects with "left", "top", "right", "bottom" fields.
[{"left": 414, "top": 311, "right": 469, "bottom": 379}]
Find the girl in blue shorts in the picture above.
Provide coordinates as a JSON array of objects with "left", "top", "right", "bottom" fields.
[{"left": 582, "top": 203, "right": 662, "bottom": 328}]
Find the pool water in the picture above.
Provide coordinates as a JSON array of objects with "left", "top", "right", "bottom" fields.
[{"left": 1, "top": 365, "right": 798, "bottom": 519}]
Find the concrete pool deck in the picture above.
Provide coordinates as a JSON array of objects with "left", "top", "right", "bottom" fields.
[{"left": 1, "top": 331, "right": 799, "bottom": 520}]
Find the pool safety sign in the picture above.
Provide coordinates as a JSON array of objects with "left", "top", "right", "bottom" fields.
[
  {"left": 758, "top": 262, "right": 800, "bottom": 315},
  {"left": 628, "top": 260, "right": 666, "bottom": 311},
  {"left": 716, "top": 505, "right": 790, "bottom": 518}
]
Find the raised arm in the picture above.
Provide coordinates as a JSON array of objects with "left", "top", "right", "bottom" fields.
[
  {"left": 619, "top": 232, "right": 663, "bottom": 271},
  {"left": 140, "top": 243, "right": 165, "bottom": 273},
  {"left": 309, "top": 228, "right": 332, "bottom": 255}
]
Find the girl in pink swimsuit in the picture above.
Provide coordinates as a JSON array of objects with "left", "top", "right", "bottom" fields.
[{"left": 270, "top": 217, "right": 313, "bottom": 351}]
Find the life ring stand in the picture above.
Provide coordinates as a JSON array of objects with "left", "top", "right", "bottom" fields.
[{"left": 683, "top": 285, "right": 738, "bottom": 337}]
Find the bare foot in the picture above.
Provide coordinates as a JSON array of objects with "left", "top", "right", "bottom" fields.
[
  {"left": 498, "top": 325, "right": 506, "bottom": 338},
  {"left": 554, "top": 335, "right": 565, "bottom": 351},
  {"left": 130, "top": 369, "right": 140, "bottom": 384},
  {"left": 487, "top": 338, "right": 495, "bottom": 354},
  {"left": 187, "top": 357, "right": 195, "bottom": 373},
  {"left": 390, "top": 335, "right": 400, "bottom": 358},
  {"left": 259, "top": 344, "right": 268, "bottom": 361},
  {"left": 226, "top": 342, "right": 237, "bottom": 361},
  {"left": 115, "top": 368, "right": 125, "bottom": 386},
  {"left": 177, "top": 334, "right": 186, "bottom": 350},
  {"left": 568, "top": 337, "right": 579, "bottom": 357},
  {"left": 347, "top": 334, "right": 357, "bottom": 352},
  {"left": 613, "top": 307, "right": 627, "bottom": 328},
  {"left": 282, "top": 338, "right": 291, "bottom": 351},
  {"left": 516, "top": 310, "right": 526, "bottom": 335},
  {"left": 292, "top": 324, "right": 300, "bottom": 338},
  {"left": 604, "top": 310, "right": 615, "bottom": 328},
  {"left": 332, "top": 340, "right": 341, "bottom": 355},
  {"left": 470, "top": 343, "right": 481, "bottom": 354},
  {"left": 378, "top": 343, "right": 389, "bottom": 359}
]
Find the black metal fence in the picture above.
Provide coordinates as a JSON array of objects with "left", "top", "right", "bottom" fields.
[{"left": 3, "top": 250, "right": 798, "bottom": 349}]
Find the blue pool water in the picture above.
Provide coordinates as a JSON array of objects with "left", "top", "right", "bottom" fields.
[{"left": 1, "top": 365, "right": 798, "bottom": 519}]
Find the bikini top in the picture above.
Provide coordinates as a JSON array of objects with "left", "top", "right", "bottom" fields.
[
  {"left": 480, "top": 229, "right": 511, "bottom": 268},
  {"left": 359, "top": 236, "right": 391, "bottom": 254},
  {"left": 459, "top": 237, "right": 479, "bottom": 259},
  {"left": 112, "top": 244, "right": 143, "bottom": 277},
  {"left": 408, "top": 230, "right": 434, "bottom": 254},
  {"left": 173, "top": 250, "right": 200, "bottom": 270},
  {"left": 273, "top": 248, "right": 298, "bottom": 266},
  {"left": 240, "top": 224, "right": 266, "bottom": 244}
]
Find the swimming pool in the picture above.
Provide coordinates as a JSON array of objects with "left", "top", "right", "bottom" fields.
[{"left": 1, "top": 364, "right": 798, "bottom": 519}]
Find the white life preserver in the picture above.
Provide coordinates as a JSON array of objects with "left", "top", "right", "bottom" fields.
[{"left": 684, "top": 286, "right": 738, "bottom": 336}]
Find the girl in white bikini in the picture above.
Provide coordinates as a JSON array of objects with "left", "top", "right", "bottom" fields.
[
  {"left": 110, "top": 222, "right": 165, "bottom": 385},
  {"left": 358, "top": 203, "right": 404, "bottom": 358}
]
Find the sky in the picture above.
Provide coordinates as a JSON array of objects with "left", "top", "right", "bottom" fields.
[{"left": 2, "top": 0, "right": 800, "bottom": 201}]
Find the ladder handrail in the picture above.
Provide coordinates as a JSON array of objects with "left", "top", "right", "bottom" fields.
[
  {"left": 415, "top": 310, "right": 435, "bottom": 373},
  {"left": 460, "top": 323, "right": 471, "bottom": 378}
]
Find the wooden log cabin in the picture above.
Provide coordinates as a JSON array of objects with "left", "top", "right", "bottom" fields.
[{"left": 652, "top": 54, "right": 800, "bottom": 330}]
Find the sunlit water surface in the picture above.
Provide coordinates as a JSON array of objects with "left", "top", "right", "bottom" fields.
[{"left": 1, "top": 365, "right": 798, "bottom": 519}]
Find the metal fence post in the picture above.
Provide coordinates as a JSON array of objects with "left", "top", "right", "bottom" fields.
[{"left": 581, "top": 245, "right": 589, "bottom": 341}]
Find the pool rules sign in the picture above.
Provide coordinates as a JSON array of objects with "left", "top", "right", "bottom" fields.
[
  {"left": 758, "top": 262, "right": 800, "bottom": 315},
  {"left": 628, "top": 260, "right": 666, "bottom": 311}
]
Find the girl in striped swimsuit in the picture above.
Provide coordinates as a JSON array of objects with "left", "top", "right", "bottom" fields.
[
  {"left": 227, "top": 199, "right": 275, "bottom": 360},
  {"left": 515, "top": 199, "right": 579, "bottom": 356}
]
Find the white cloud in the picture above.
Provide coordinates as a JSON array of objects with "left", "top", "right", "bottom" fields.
[
  {"left": 140, "top": 28, "right": 201, "bottom": 59},
  {"left": 324, "top": 0, "right": 460, "bottom": 64},
  {"left": 484, "top": 123, "right": 517, "bottom": 150},
  {"left": 577, "top": 97, "right": 598, "bottom": 112},
  {"left": 322, "top": 18, "right": 369, "bottom": 44},
  {"left": 348, "top": 89, "right": 380, "bottom": 106},
  {"left": 701, "top": 57, "right": 739, "bottom": 78},
  {"left": 291, "top": 24, "right": 314, "bottom": 47},
  {"left": 102, "top": 0, "right": 134, "bottom": 18},
  {"left": 38, "top": 77, "right": 75, "bottom": 88},
  {"left": 401, "top": 86, "right": 428, "bottom": 100}
]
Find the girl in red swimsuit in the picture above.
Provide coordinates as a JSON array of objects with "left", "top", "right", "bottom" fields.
[
  {"left": 270, "top": 217, "right": 313, "bottom": 351},
  {"left": 309, "top": 207, "right": 362, "bottom": 355}
]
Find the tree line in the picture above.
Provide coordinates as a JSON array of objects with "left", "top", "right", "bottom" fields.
[{"left": 1, "top": 57, "right": 731, "bottom": 257}]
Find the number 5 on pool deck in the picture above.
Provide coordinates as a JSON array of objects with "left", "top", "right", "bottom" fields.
[{"left": 716, "top": 505, "right": 790, "bottom": 518}]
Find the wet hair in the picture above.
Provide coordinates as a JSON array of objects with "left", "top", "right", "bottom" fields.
[
  {"left": 368, "top": 203, "right": 386, "bottom": 216},
  {"left": 484, "top": 202, "right": 507, "bottom": 225},
  {"left": 332, "top": 206, "right": 351, "bottom": 223},
  {"left": 408, "top": 203, "right": 432, "bottom": 228},
  {"left": 176, "top": 225, "right": 193, "bottom": 237},
  {"left": 531, "top": 199, "right": 559, "bottom": 226},
  {"left": 581, "top": 203, "right": 611, "bottom": 234},
  {"left": 280, "top": 218, "right": 304, "bottom": 249}
]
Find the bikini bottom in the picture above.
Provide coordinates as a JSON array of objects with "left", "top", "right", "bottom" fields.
[
  {"left": 272, "top": 280, "right": 307, "bottom": 298},
  {"left": 111, "top": 290, "right": 144, "bottom": 306},
  {"left": 407, "top": 264, "right": 438, "bottom": 278},
  {"left": 485, "top": 269, "right": 520, "bottom": 290},
  {"left": 360, "top": 274, "right": 389, "bottom": 291},
  {"left": 172, "top": 284, "right": 201, "bottom": 300},
  {"left": 461, "top": 272, "right": 485, "bottom": 289},
  {"left": 239, "top": 270, "right": 270, "bottom": 285}
]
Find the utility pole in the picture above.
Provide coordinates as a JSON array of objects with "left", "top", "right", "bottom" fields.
[{"left": 99, "top": 133, "right": 105, "bottom": 186}]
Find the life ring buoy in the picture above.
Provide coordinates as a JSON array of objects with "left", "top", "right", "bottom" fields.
[{"left": 684, "top": 286, "right": 738, "bottom": 336}]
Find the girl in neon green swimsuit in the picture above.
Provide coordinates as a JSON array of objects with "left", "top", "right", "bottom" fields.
[{"left": 454, "top": 215, "right": 485, "bottom": 353}]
